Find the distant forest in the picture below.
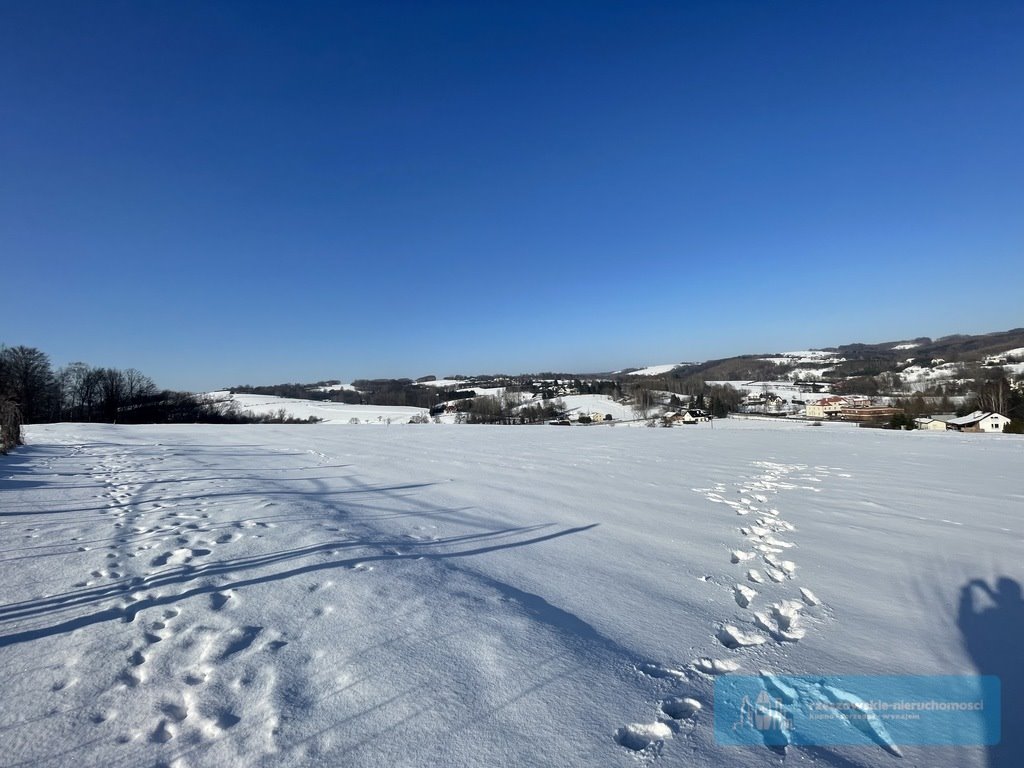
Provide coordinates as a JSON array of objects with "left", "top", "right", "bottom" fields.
[{"left": 228, "top": 376, "right": 628, "bottom": 410}]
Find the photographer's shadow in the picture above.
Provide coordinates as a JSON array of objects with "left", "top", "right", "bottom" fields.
[{"left": 958, "top": 577, "right": 1024, "bottom": 767}]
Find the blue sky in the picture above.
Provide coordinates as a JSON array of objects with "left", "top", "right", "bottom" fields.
[{"left": 2, "top": 1, "right": 1022, "bottom": 390}]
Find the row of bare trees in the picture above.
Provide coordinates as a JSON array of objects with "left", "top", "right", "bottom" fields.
[
  {"left": 0, "top": 346, "right": 43, "bottom": 451},
  {"left": 55, "top": 362, "right": 157, "bottom": 423},
  {"left": 0, "top": 345, "right": 160, "bottom": 425}
]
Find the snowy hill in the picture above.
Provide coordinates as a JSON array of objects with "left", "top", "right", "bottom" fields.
[
  {"left": 615, "top": 363, "right": 687, "bottom": 376},
  {"left": 207, "top": 391, "right": 429, "bottom": 424},
  {"left": 548, "top": 393, "right": 635, "bottom": 421}
]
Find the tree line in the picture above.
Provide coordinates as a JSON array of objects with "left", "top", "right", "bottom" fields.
[
  {"left": 0, "top": 344, "right": 165, "bottom": 426},
  {"left": 0, "top": 344, "right": 318, "bottom": 453}
]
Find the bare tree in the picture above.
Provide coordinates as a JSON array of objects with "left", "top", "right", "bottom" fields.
[
  {"left": 123, "top": 368, "right": 156, "bottom": 414},
  {"left": 0, "top": 346, "right": 54, "bottom": 423},
  {"left": 976, "top": 376, "right": 1010, "bottom": 416},
  {"left": 99, "top": 368, "right": 127, "bottom": 422},
  {"left": 631, "top": 383, "right": 654, "bottom": 420},
  {"left": 58, "top": 362, "right": 94, "bottom": 421}
]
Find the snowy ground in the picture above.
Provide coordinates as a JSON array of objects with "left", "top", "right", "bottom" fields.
[
  {"left": 2, "top": 421, "right": 1021, "bottom": 767},
  {"left": 616, "top": 364, "right": 686, "bottom": 376},
  {"left": 545, "top": 393, "right": 636, "bottom": 421},
  {"left": 208, "top": 392, "right": 429, "bottom": 424},
  {"left": 708, "top": 381, "right": 836, "bottom": 403}
]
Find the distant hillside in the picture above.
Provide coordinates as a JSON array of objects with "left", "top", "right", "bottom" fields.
[
  {"left": 230, "top": 328, "right": 1024, "bottom": 407},
  {"left": 834, "top": 328, "right": 1024, "bottom": 360},
  {"left": 653, "top": 329, "right": 1024, "bottom": 388}
]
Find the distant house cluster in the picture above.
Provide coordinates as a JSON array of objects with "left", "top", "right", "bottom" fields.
[
  {"left": 804, "top": 396, "right": 899, "bottom": 422},
  {"left": 804, "top": 397, "right": 1013, "bottom": 433}
]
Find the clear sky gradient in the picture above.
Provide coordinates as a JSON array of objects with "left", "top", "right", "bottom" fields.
[{"left": 2, "top": 1, "right": 1022, "bottom": 390}]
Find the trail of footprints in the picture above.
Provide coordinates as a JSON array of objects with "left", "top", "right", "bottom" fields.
[
  {"left": 614, "top": 461, "right": 840, "bottom": 755},
  {"left": 113, "top": 607, "right": 286, "bottom": 751},
  {"left": 75, "top": 445, "right": 289, "bottom": 757}
]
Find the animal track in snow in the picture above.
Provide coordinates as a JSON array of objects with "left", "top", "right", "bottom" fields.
[{"left": 151, "top": 547, "right": 210, "bottom": 567}]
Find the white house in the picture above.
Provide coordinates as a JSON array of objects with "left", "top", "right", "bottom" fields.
[
  {"left": 681, "top": 409, "right": 711, "bottom": 424},
  {"left": 945, "top": 411, "right": 1010, "bottom": 433},
  {"left": 914, "top": 417, "right": 949, "bottom": 431}
]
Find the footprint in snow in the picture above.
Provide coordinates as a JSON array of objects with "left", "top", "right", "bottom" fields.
[
  {"left": 150, "top": 719, "right": 175, "bottom": 743},
  {"left": 636, "top": 662, "right": 687, "bottom": 680},
  {"left": 218, "top": 625, "right": 263, "bottom": 660},
  {"left": 661, "top": 697, "right": 701, "bottom": 720},
  {"left": 210, "top": 591, "right": 234, "bottom": 611},
  {"left": 753, "top": 600, "right": 807, "bottom": 642},
  {"left": 614, "top": 722, "right": 672, "bottom": 752},
  {"left": 734, "top": 584, "right": 757, "bottom": 608},
  {"left": 692, "top": 657, "right": 741, "bottom": 675},
  {"left": 716, "top": 624, "right": 769, "bottom": 649},
  {"left": 159, "top": 700, "right": 190, "bottom": 723}
]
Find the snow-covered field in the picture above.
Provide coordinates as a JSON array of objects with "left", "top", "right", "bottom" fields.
[
  {"left": 550, "top": 393, "right": 636, "bottom": 421},
  {"left": 708, "top": 380, "right": 835, "bottom": 403},
  {"left": 616, "top": 364, "right": 686, "bottom": 376},
  {"left": 760, "top": 351, "right": 846, "bottom": 367},
  {"left": 210, "top": 392, "right": 429, "bottom": 424},
  {"left": 2, "top": 422, "right": 1021, "bottom": 767}
]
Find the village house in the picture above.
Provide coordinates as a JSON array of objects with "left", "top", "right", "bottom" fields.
[
  {"left": 945, "top": 411, "right": 1010, "bottom": 433},
  {"left": 914, "top": 416, "right": 949, "bottom": 431},
  {"left": 663, "top": 409, "right": 711, "bottom": 424},
  {"left": 681, "top": 409, "right": 712, "bottom": 424},
  {"left": 805, "top": 396, "right": 847, "bottom": 419},
  {"left": 839, "top": 406, "right": 903, "bottom": 422}
]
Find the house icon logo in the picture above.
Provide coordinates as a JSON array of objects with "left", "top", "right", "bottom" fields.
[{"left": 734, "top": 690, "right": 792, "bottom": 734}]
